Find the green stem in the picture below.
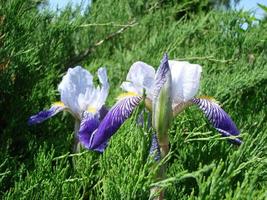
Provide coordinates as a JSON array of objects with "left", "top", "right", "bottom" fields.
[
  {"left": 150, "top": 136, "right": 169, "bottom": 200},
  {"left": 73, "top": 119, "right": 81, "bottom": 153}
]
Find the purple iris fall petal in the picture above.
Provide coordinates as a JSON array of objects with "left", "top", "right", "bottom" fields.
[
  {"left": 89, "top": 95, "right": 142, "bottom": 150},
  {"left": 99, "top": 106, "right": 109, "bottom": 121},
  {"left": 78, "top": 115, "right": 102, "bottom": 151},
  {"left": 192, "top": 97, "right": 242, "bottom": 145},
  {"left": 28, "top": 105, "right": 65, "bottom": 125}
]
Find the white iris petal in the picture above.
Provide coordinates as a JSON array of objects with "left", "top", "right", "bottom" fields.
[
  {"left": 58, "top": 66, "right": 94, "bottom": 116},
  {"left": 58, "top": 66, "right": 109, "bottom": 118},
  {"left": 124, "top": 61, "right": 156, "bottom": 97},
  {"left": 96, "top": 67, "right": 109, "bottom": 110},
  {"left": 121, "top": 82, "right": 142, "bottom": 95},
  {"left": 88, "top": 67, "right": 109, "bottom": 112},
  {"left": 168, "top": 60, "right": 202, "bottom": 104}
]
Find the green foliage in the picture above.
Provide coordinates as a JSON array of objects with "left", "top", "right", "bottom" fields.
[
  {"left": 0, "top": 0, "right": 266, "bottom": 199},
  {"left": 258, "top": 3, "right": 267, "bottom": 13}
]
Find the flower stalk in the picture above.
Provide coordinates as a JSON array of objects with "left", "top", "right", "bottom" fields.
[
  {"left": 152, "top": 143, "right": 169, "bottom": 200},
  {"left": 73, "top": 119, "right": 81, "bottom": 153}
]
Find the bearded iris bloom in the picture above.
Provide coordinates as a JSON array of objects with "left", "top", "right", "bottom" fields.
[
  {"left": 86, "top": 54, "right": 241, "bottom": 151},
  {"left": 28, "top": 66, "right": 109, "bottom": 152}
]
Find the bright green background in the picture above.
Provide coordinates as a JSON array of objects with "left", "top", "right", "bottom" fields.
[{"left": 0, "top": 0, "right": 266, "bottom": 199}]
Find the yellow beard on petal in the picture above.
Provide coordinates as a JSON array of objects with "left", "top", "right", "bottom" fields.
[
  {"left": 53, "top": 101, "right": 65, "bottom": 107},
  {"left": 87, "top": 106, "right": 97, "bottom": 114},
  {"left": 117, "top": 92, "right": 139, "bottom": 100}
]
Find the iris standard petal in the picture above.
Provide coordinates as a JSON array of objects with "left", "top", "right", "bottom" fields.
[
  {"left": 169, "top": 60, "right": 202, "bottom": 104},
  {"left": 58, "top": 66, "right": 94, "bottom": 115},
  {"left": 87, "top": 67, "right": 110, "bottom": 112},
  {"left": 191, "top": 97, "right": 242, "bottom": 145},
  {"left": 28, "top": 102, "right": 65, "bottom": 125},
  {"left": 121, "top": 81, "right": 142, "bottom": 95},
  {"left": 125, "top": 61, "right": 156, "bottom": 96},
  {"left": 98, "top": 67, "right": 109, "bottom": 88},
  {"left": 89, "top": 95, "right": 142, "bottom": 150}
]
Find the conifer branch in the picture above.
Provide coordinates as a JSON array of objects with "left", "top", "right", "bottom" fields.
[{"left": 67, "top": 20, "right": 137, "bottom": 67}]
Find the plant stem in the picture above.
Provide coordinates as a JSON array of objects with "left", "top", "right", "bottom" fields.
[
  {"left": 159, "top": 143, "right": 169, "bottom": 159},
  {"left": 150, "top": 137, "right": 170, "bottom": 200},
  {"left": 73, "top": 119, "right": 81, "bottom": 153}
]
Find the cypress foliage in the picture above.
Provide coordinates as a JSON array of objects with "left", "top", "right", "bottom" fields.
[{"left": 0, "top": 0, "right": 266, "bottom": 199}]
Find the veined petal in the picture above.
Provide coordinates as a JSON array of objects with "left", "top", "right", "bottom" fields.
[
  {"left": 78, "top": 112, "right": 106, "bottom": 152},
  {"left": 169, "top": 60, "right": 202, "bottom": 104},
  {"left": 153, "top": 53, "right": 172, "bottom": 100},
  {"left": 191, "top": 97, "right": 242, "bottom": 145},
  {"left": 152, "top": 54, "right": 172, "bottom": 138},
  {"left": 79, "top": 105, "right": 109, "bottom": 152},
  {"left": 28, "top": 102, "right": 66, "bottom": 125},
  {"left": 123, "top": 61, "right": 155, "bottom": 97},
  {"left": 88, "top": 95, "right": 142, "bottom": 150}
]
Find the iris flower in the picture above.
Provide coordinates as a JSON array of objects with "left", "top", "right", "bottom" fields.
[
  {"left": 28, "top": 66, "right": 109, "bottom": 152},
  {"left": 84, "top": 54, "right": 241, "bottom": 152}
]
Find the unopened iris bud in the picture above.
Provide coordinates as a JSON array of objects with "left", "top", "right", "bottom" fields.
[{"left": 152, "top": 54, "right": 172, "bottom": 144}]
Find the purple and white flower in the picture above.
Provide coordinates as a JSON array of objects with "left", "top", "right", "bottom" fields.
[
  {"left": 86, "top": 53, "right": 241, "bottom": 151},
  {"left": 28, "top": 66, "right": 109, "bottom": 152}
]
